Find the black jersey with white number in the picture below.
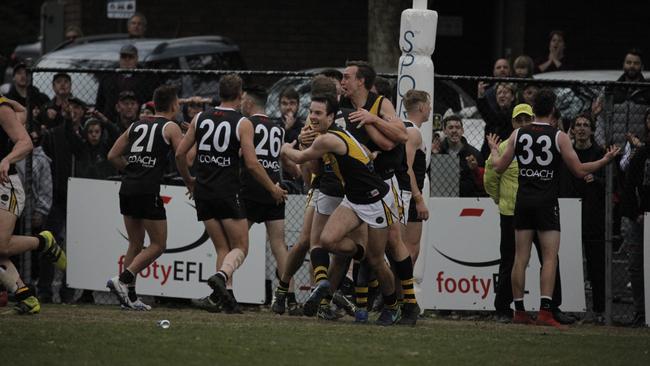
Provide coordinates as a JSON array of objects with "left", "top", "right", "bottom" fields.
[
  {"left": 405, "top": 121, "right": 426, "bottom": 191},
  {"left": 241, "top": 114, "right": 284, "bottom": 204},
  {"left": 194, "top": 107, "right": 245, "bottom": 200},
  {"left": 120, "top": 116, "right": 173, "bottom": 195},
  {"left": 514, "top": 122, "right": 562, "bottom": 206}
]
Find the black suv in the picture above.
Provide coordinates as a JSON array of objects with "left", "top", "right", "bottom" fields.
[{"left": 31, "top": 35, "right": 245, "bottom": 104}]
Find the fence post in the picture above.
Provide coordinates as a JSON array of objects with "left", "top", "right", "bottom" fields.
[{"left": 603, "top": 92, "right": 614, "bottom": 326}]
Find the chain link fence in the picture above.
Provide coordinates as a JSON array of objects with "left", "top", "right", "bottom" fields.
[{"left": 9, "top": 67, "right": 648, "bottom": 326}]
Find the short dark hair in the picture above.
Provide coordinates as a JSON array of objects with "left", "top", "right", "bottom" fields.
[
  {"left": 346, "top": 60, "right": 376, "bottom": 90},
  {"left": 311, "top": 93, "right": 339, "bottom": 116},
  {"left": 244, "top": 85, "right": 268, "bottom": 108},
  {"left": 626, "top": 48, "right": 644, "bottom": 63},
  {"left": 84, "top": 118, "right": 102, "bottom": 130},
  {"left": 153, "top": 85, "right": 178, "bottom": 112},
  {"left": 219, "top": 73, "right": 243, "bottom": 102},
  {"left": 373, "top": 76, "right": 392, "bottom": 98},
  {"left": 533, "top": 88, "right": 556, "bottom": 118},
  {"left": 318, "top": 69, "right": 343, "bottom": 82},
  {"left": 279, "top": 87, "right": 299, "bottom": 102},
  {"left": 442, "top": 115, "right": 463, "bottom": 129},
  {"left": 311, "top": 75, "right": 337, "bottom": 96}
]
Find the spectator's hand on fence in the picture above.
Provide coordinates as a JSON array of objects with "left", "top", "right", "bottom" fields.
[
  {"left": 349, "top": 108, "right": 375, "bottom": 128},
  {"left": 584, "top": 173, "right": 594, "bottom": 183},
  {"left": 604, "top": 145, "right": 621, "bottom": 162},
  {"left": 625, "top": 133, "right": 642, "bottom": 148},
  {"left": 271, "top": 182, "right": 288, "bottom": 204},
  {"left": 466, "top": 155, "right": 478, "bottom": 170},
  {"left": 477, "top": 81, "right": 488, "bottom": 98},
  {"left": 591, "top": 98, "right": 603, "bottom": 117}
]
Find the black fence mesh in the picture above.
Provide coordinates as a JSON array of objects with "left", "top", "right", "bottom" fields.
[{"left": 10, "top": 67, "right": 648, "bottom": 325}]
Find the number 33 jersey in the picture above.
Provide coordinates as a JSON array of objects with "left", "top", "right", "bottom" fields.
[
  {"left": 514, "top": 122, "right": 561, "bottom": 205},
  {"left": 121, "top": 116, "right": 174, "bottom": 195},
  {"left": 240, "top": 114, "right": 285, "bottom": 204},
  {"left": 194, "top": 107, "right": 245, "bottom": 200}
]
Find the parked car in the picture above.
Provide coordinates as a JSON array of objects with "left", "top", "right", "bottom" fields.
[
  {"left": 534, "top": 70, "right": 650, "bottom": 121},
  {"left": 31, "top": 35, "right": 246, "bottom": 105}
]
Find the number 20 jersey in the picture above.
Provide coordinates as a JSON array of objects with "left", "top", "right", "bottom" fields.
[
  {"left": 194, "top": 107, "right": 245, "bottom": 200},
  {"left": 240, "top": 114, "right": 284, "bottom": 204},
  {"left": 120, "top": 116, "right": 173, "bottom": 195},
  {"left": 514, "top": 122, "right": 561, "bottom": 206}
]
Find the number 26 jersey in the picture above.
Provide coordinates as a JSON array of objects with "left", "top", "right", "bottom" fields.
[{"left": 514, "top": 122, "right": 561, "bottom": 206}]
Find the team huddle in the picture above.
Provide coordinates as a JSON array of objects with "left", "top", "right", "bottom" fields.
[
  {"left": 102, "top": 61, "right": 429, "bottom": 326},
  {"left": 0, "top": 61, "right": 619, "bottom": 328}
]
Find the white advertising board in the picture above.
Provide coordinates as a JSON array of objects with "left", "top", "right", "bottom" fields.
[
  {"left": 66, "top": 178, "right": 266, "bottom": 303},
  {"left": 417, "top": 197, "right": 586, "bottom": 311},
  {"left": 643, "top": 212, "right": 650, "bottom": 327}
]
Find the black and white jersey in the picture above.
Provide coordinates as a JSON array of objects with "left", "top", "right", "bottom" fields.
[
  {"left": 120, "top": 116, "right": 173, "bottom": 195},
  {"left": 514, "top": 122, "right": 562, "bottom": 206},
  {"left": 404, "top": 120, "right": 426, "bottom": 191},
  {"left": 339, "top": 93, "right": 403, "bottom": 180},
  {"left": 240, "top": 114, "right": 284, "bottom": 204},
  {"left": 194, "top": 107, "right": 245, "bottom": 200}
]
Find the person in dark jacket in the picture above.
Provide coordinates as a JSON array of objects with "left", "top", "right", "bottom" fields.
[
  {"left": 75, "top": 118, "right": 116, "bottom": 179},
  {"left": 438, "top": 115, "right": 485, "bottom": 197},
  {"left": 477, "top": 82, "right": 516, "bottom": 158}
]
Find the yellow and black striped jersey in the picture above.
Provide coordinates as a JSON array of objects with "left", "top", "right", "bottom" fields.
[{"left": 324, "top": 126, "right": 388, "bottom": 204}]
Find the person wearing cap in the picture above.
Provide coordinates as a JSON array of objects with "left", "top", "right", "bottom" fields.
[
  {"left": 114, "top": 90, "right": 140, "bottom": 132},
  {"left": 95, "top": 44, "right": 157, "bottom": 123},
  {"left": 484, "top": 103, "right": 571, "bottom": 325},
  {"left": 42, "top": 72, "right": 72, "bottom": 129},
  {"left": 5, "top": 62, "right": 50, "bottom": 111}
]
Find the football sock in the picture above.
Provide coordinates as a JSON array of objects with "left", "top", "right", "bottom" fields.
[
  {"left": 383, "top": 292, "right": 399, "bottom": 310},
  {"left": 310, "top": 247, "right": 330, "bottom": 285},
  {"left": 394, "top": 256, "right": 417, "bottom": 304},
  {"left": 514, "top": 298, "right": 525, "bottom": 311},
  {"left": 287, "top": 292, "right": 297, "bottom": 304},
  {"left": 540, "top": 296, "right": 552, "bottom": 311},
  {"left": 119, "top": 269, "right": 135, "bottom": 285}
]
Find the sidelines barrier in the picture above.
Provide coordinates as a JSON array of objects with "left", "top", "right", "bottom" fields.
[
  {"left": 67, "top": 179, "right": 586, "bottom": 311},
  {"left": 416, "top": 198, "right": 586, "bottom": 311},
  {"left": 66, "top": 178, "right": 266, "bottom": 303}
]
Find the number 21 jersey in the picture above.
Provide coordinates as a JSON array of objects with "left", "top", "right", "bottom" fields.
[
  {"left": 194, "top": 107, "right": 245, "bottom": 200},
  {"left": 120, "top": 116, "right": 174, "bottom": 195},
  {"left": 514, "top": 122, "right": 561, "bottom": 206}
]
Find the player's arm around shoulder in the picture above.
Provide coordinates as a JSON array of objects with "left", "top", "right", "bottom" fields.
[{"left": 281, "top": 133, "right": 344, "bottom": 164}]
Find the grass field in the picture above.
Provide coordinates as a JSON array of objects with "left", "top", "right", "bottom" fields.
[{"left": 1, "top": 304, "right": 649, "bottom": 366}]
